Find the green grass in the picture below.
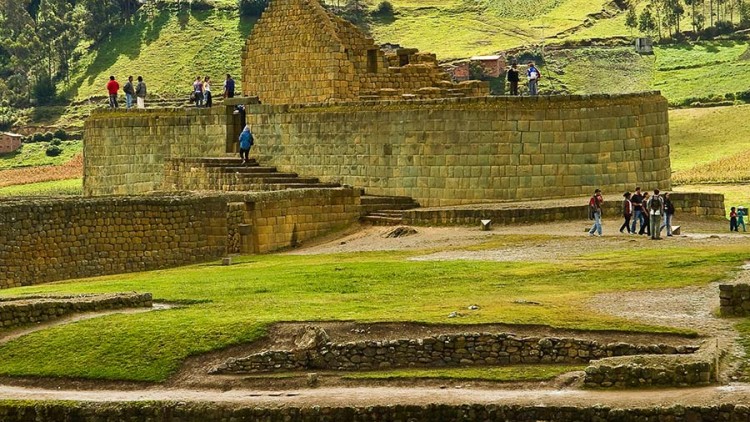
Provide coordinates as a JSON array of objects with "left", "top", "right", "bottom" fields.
[
  {"left": 0, "top": 245, "right": 744, "bottom": 382},
  {"left": 0, "top": 141, "right": 82, "bottom": 170},
  {"left": 63, "top": 10, "right": 253, "bottom": 101},
  {"left": 342, "top": 364, "right": 584, "bottom": 381},
  {"left": 0, "top": 179, "right": 82, "bottom": 196},
  {"left": 551, "top": 47, "right": 654, "bottom": 95}
]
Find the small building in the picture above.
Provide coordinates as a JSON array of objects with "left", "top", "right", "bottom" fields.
[
  {"left": 635, "top": 37, "right": 653, "bottom": 54},
  {"left": 469, "top": 55, "right": 505, "bottom": 78},
  {"left": 0, "top": 132, "right": 22, "bottom": 154}
]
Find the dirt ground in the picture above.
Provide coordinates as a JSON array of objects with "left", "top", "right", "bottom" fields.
[{"left": 1, "top": 216, "right": 749, "bottom": 407}]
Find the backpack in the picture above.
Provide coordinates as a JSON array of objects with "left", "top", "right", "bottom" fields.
[{"left": 650, "top": 196, "right": 662, "bottom": 212}]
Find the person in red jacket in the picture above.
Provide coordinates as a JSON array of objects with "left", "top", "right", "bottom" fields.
[{"left": 106, "top": 76, "right": 120, "bottom": 108}]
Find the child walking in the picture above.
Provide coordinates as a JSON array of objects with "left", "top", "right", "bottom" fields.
[
  {"left": 738, "top": 207, "right": 747, "bottom": 232},
  {"left": 730, "top": 207, "right": 738, "bottom": 232}
]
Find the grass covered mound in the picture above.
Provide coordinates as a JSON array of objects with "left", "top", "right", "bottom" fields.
[{"left": 0, "top": 245, "right": 744, "bottom": 382}]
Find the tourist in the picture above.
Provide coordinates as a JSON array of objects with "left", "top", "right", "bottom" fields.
[
  {"left": 527, "top": 62, "right": 541, "bottom": 96},
  {"left": 204, "top": 76, "right": 212, "bottom": 108},
  {"left": 730, "top": 207, "right": 738, "bottom": 232},
  {"left": 588, "top": 188, "right": 603, "bottom": 237},
  {"left": 106, "top": 76, "right": 119, "bottom": 108},
  {"left": 647, "top": 189, "right": 664, "bottom": 240},
  {"left": 123, "top": 76, "right": 135, "bottom": 110},
  {"left": 630, "top": 186, "right": 645, "bottom": 234},
  {"left": 193, "top": 76, "right": 204, "bottom": 107},
  {"left": 660, "top": 192, "right": 675, "bottom": 237},
  {"left": 738, "top": 207, "right": 747, "bottom": 232},
  {"left": 239, "top": 124, "right": 254, "bottom": 165},
  {"left": 135, "top": 76, "right": 147, "bottom": 109},
  {"left": 639, "top": 192, "right": 651, "bottom": 236},
  {"left": 619, "top": 191, "right": 632, "bottom": 234},
  {"left": 224, "top": 73, "right": 235, "bottom": 98},
  {"left": 507, "top": 63, "right": 519, "bottom": 96}
]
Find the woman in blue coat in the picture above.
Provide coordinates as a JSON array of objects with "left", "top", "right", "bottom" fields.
[{"left": 239, "top": 125, "right": 254, "bottom": 165}]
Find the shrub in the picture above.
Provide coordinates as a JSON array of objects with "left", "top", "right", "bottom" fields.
[
  {"left": 45, "top": 145, "right": 62, "bottom": 157},
  {"left": 50, "top": 138, "right": 62, "bottom": 146},
  {"left": 32, "top": 74, "right": 56, "bottom": 106},
  {"left": 53, "top": 128, "right": 67, "bottom": 141},
  {"left": 373, "top": 1, "right": 394, "bottom": 17},
  {"left": 43, "top": 132, "right": 54, "bottom": 142},
  {"left": 32, "top": 133, "right": 46, "bottom": 143}
]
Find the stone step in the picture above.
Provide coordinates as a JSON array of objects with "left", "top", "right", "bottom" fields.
[
  {"left": 360, "top": 195, "right": 419, "bottom": 206},
  {"left": 360, "top": 215, "right": 404, "bottom": 226},
  {"left": 234, "top": 177, "right": 321, "bottom": 184},
  {"left": 176, "top": 157, "right": 259, "bottom": 166},
  {"left": 281, "top": 182, "right": 341, "bottom": 189},
  {"left": 221, "top": 167, "right": 282, "bottom": 174}
]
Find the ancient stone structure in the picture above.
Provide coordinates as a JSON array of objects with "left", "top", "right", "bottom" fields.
[
  {"left": 241, "top": 0, "right": 486, "bottom": 105},
  {"left": 0, "top": 189, "right": 359, "bottom": 288},
  {"left": 212, "top": 327, "right": 697, "bottom": 375},
  {"left": 0, "top": 293, "right": 152, "bottom": 330},
  {"left": 719, "top": 284, "right": 750, "bottom": 316},
  {"left": 245, "top": 93, "right": 671, "bottom": 206}
]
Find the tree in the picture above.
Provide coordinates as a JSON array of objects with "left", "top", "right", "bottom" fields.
[
  {"left": 625, "top": 6, "right": 638, "bottom": 35},
  {"left": 639, "top": 8, "right": 658, "bottom": 36}
]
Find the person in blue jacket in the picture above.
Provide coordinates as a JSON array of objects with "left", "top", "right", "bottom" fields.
[{"left": 239, "top": 125, "right": 254, "bottom": 165}]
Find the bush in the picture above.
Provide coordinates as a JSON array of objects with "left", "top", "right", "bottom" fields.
[
  {"left": 32, "top": 133, "right": 46, "bottom": 143},
  {"left": 53, "top": 128, "right": 67, "bottom": 141},
  {"left": 45, "top": 145, "right": 62, "bottom": 157},
  {"left": 238, "top": 0, "right": 269, "bottom": 17},
  {"left": 373, "top": 1, "right": 394, "bottom": 17},
  {"left": 50, "top": 138, "right": 62, "bottom": 146},
  {"left": 32, "top": 74, "right": 56, "bottom": 106},
  {"left": 43, "top": 132, "right": 54, "bottom": 142}
]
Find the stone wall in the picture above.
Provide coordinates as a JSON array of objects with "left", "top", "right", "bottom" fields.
[
  {"left": 719, "top": 284, "right": 750, "bottom": 316},
  {"left": 1, "top": 402, "right": 750, "bottom": 422},
  {"left": 0, "top": 189, "right": 359, "bottom": 288},
  {"left": 83, "top": 108, "right": 229, "bottom": 196},
  {"left": 211, "top": 328, "right": 696, "bottom": 374},
  {"left": 241, "top": 0, "right": 486, "bottom": 104},
  {"left": 247, "top": 93, "right": 672, "bottom": 207},
  {"left": 0, "top": 293, "right": 152, "bottom": 330}
]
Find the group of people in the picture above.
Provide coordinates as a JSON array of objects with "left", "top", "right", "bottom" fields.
[
  {"left": 106, "top": 75, "right": 147, "bottom": 109},
  {"left": 588, "top": 187, "right": 676, "bottom": 240},
  {"left": 191, "top": 74, "right": 236, "bottom": 108},
  {"left": 506, "top": 61, "right": 541, "bottom": 96}
]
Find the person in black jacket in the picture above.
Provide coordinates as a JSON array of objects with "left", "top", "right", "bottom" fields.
[
  {"left": 507, "top": 63, "right": 519, "bottom": 96},
  {"left": 660, "top": 191, "right": 676, "bottom": 236}
]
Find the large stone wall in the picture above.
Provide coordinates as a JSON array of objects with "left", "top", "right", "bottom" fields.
[
  {"left": 1, "top": 401, "right": 750, "bottom": 421},
  {"left": 247, "top": 93, "right": 672, "bottom": 207},
  {"left": 84, "top": 108, "right": 229, "bottom": 196},
  {"left": 0, "top": 189, "right": 359, "bottom": 288},
  {"left": 719, "top": 284, "right": 750, "bottom": 316}
]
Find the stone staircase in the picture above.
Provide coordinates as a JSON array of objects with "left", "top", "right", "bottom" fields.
[
  {"left": 359, "top": 194, "right": 420, "bottom": 226},
  {"left": 164, "top": 157, "right": 341, "bottom": 192}
]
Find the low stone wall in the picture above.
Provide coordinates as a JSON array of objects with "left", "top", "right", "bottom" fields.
[
  {"left": 211, "top": 328, "right": 696, "bottom": 374},
  {"left": 1, "top": 401, "right": 749, "bottom": 421},
  {"left": 0, "top": 293, "right": 152, "bottom": 330},
  {"left": 401, "top": 192, "right": 725, "bottom": 226},
  {"left": 583, "top": 341, "right": 719, "bottom": 388},
  {"left": 0, "top": 189, "right": 359, "bottom": 288},
  {"left": 719, "top": 284, "right": 750, "bottom": 317}
]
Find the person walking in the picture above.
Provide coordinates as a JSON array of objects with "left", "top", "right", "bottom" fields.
[
  {"left": 507, "top": 63, "right": 519, "bottom": 96},
  {"left": 135, "top": 76, "right": 147, "bottom": 109},
  {"left": 193, "top": 76, "right": 204, "bottom": 107},
  {"left": 204, "top": 76, "right": 212, "bottom": 108},
  {"left": 526, "top": 62, "right": 541, "bottom": 96},
  {"left": 730, "top": 207, "right": 739, "bottom": 232},
  {"left": 660, "top": 191, "right": 675, "bottom": 236},
  {"left": 647, "top": 189, "right": 664, "bottom": 240},
  {"left": 639, "top": 192, "right": 651, "bottom": 236},
  {"left": 619, "top": 192, "right": 632, "bottom": 234},
  {"left": 106, "top": 76, "right": 120, "bottom": 108},
  {"left": 588, "top": 189, "right": 604, "bottom": 237},
  {"left": 738, "top": 207, "right": 747, "bottom": 232},
  {"left": 223, "top": 73, "right": 235, "bottom": 99},
  {"left": 630, "top": 187, "right": 645, "bottom": 234},
  {"left": 239, "top": 124, "right": 254, "bottom": 165},
  {"left": 123, "top": 76, "right": 135, "bottom": 110}
]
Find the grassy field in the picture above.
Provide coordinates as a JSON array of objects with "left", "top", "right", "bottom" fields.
[
  {"left": 0, "top": 178, "right": 82, "bottom": 196},
  {"left": 0, "top": 245, "right": 745, "bottom": 382},
  {"left": 0, "top": 141, "right": 82, "bottom": 170}
]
